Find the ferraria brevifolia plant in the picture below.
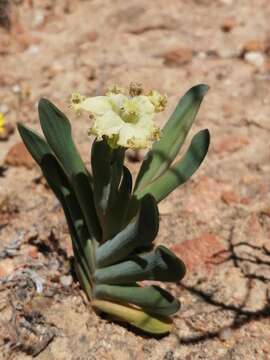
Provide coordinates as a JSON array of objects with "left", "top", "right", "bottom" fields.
[{"left": 18, "top": 83, "right": 210, "bottom": 335}]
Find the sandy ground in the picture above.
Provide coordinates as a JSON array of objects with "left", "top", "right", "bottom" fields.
[{"left": 1, "top": 0, "right": 270, "bottom": 359}]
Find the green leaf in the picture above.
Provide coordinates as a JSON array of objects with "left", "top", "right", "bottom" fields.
[
  {"left": 96, "top": 194, "right": 158, "bottom": 267},
  {"left": 136, "top": 129, "right": 210, "bottom": 202},
  {"left": 38, "top": 98, "right": 101, "bottom": 241},
  {"left": 18, "top": 123, "right": 93, "bottom": 291},
  {"left": 91, "top": 139, "right": 125, "bottom": 239},
  {"left": 92, "top": 299, "right": 172, "bottom": 334},
  {"left": 94, "top": 284, "right": 180, "bottom": 316},
  {"left": 17, "top": 123, "right": 52, "bottom": 165},
  {"left": 104, "top": 165, "right": 133, "bottom": 239},
  {"left": 71, "top": 172, "right": 101, "bottom": 242},
  {"left": 40, "top": 154, "right": 95, "bottom": 277},
  {"left": 94, "top": 245, "right": 186, "bottom": 284},
  {"left": 135, "top": 84, "right": 209, "bottom": 192},
  {"left": 38, "top": 98, "right": 86, "bottom": 177}
]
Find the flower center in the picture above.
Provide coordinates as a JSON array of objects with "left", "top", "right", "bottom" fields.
[{"left": 120, "top": 100, "right": 140, "bottom": 124}]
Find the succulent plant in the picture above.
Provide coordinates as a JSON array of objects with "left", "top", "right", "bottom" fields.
[{"left": 18, "top": 84, "right": 210, "bottom": 335}]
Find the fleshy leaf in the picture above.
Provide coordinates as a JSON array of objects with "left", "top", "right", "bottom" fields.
[
  {"left": 17, "top": 123, "right": 52, "bottom": 164},
  {"left": 96, "top": 194, "right": 158, "bottom": 267},
  {"left": 91, "top": 139, "right": 125, "bottom": 239},
  {"left": 94, "top": 284, "right": 180, "bottom": 316},
  {"left": 40, "top": 154, "right": 95, "bottom": 278},
  {"left": 92, "top": 299, "right": 172, "bottom": 334},
  {"left": 136, "top": 129, "right": 210, "bottom": 202},
  {"left": 38, "top": 98, "right": 87, "bottom": 177},
  {"left": 135, "top": 84, "right": 209, "bottom": 191},
  {"left": 94, "top": 245, "right": 186, "bottom": 284},
  {"left": 38, "top": 98, "right": 100, "bottom": 240}
]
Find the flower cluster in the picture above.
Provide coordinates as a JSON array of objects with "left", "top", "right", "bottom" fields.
[{"left": 71, "top": 83, "right": 167, "bottom": 149}]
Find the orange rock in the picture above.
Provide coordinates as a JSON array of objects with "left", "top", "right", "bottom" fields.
[
  {"left": 0, "top": 258, "right": 15, "bottom": 278},
  {"left": 221, "top": 17, "right": 236, "bottom": 32},
  {"left": 27, "top": 245, "right": 39, "bottom": 259},
  {"left": 221, "top": 191, "right": 239, "bottom": 205},
  {"left": 242, "top": 40, "right": 266, "bottom": 54},
  {"left": 163, "top": 47, "right": 193, "bottom": 66},
  {"left": 87, "top": 31, "right": 99, "bottom": 42},
  {"left": 4, "top": 142, "right": 35, "bottom": 169},
  {"left": 171, "top": 233, "right": 226, "bottom": 274}
]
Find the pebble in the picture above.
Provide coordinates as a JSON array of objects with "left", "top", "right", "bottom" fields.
[
  {"left": 60, "top": 275, "right": 73, "bottom": 287},
  {"left": 0, "top": 104, "right": 10, "bottom": 114},
  {"left": 4, "top": 142, "right": 35, "bottom": 169},
  {"left": 219, "top": 327, "right": 233, "bottom": 341},
  {"left": 33, "top": 11, "right": 45, "bottom": 28},
  {"left": 244, "top": 51, "right": 265, "bottom": 67},
  {"left": 163, "top": 47, "right": 193, "bottom": 66}
]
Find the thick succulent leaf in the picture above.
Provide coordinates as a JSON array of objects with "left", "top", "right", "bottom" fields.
[
  {"left": 71, "top": 172, "right": 101, "bottom": 241},
  {"left": 38, "top": 99, "right": 101, "bottom": 240},
  {"left": 38, "top": 98, "right": 86, "bottom": 177},
  {"left": 94, "top": 284, "right": 180, "bottom": 316},
  {"left": 94, "top": 245, "right": 186, "bottom": 284},
  {"left": 17, "top": 123, "right": 52, "bottom": 165},
  {"left": 104, "top": 166, "right": 133, "bottom": 239},
  {"left": 40, "top": 154, "right": 95, "bottom": 276},
  {"left": 91, "top": 139, "right": 125, "bottom": 239},
  {"left": 91, "top": 139, "right": 120, "bottom": 212},
  {"left": 135, "top": 84, "right": 209, "bottom": 191},
  {"left": 96, "top": 194, "right": 158, "bottom": 267},
  {"left": 74, "top": 261, "right": 92, "bottom": 300},
  {"left": 92, "top": 299, "right": 172, "bottom": 334},
  {"left": 136, "top": 129, "right": 210, "bottom": 202}
]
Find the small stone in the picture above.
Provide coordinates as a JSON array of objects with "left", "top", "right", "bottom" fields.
[
  {"left": 242, "top": 40, "right": 266, "bottom": 54},
  {"left": 219, "top": 327, "right": 233, "bottom": 341},
  {"left": 221, "top": 17, "right": 236, "bottom": 32},
  {"left": 32, "top": 11, "right": 45, "bottom": 28},
  {"left": 27, "top": 45, "right": 40, "bottom": 55},
  {"left": 0, "top": 104, "right": 10, "bottom": 114},
  {"left": 27, "top": 245, "right": 39, "bottom": 259},
  {"left": 4, "top": 142, "right": 35, "bottom": 169},
  {"left": 244, "top": 51, "right": 265, "bottom": 67},
  {"left": 12, "top": 84, "right": 21, "bottom": 94},
  {"left": 221, "top": 191, "right": 239, "bottom": 205},
  {"left": 163, "top": 47, "right": 193, "bottom": 66},
  {"left": 171, "top": 233, "right": 226, "bottom": 273},
  {"left": 86, "top": 31, "right": 99, "bottom": 42},
  {"left": 60, "top": 275, "right": 73, "bottom": 287}
]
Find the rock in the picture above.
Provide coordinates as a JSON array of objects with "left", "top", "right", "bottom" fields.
[
  {"left": 32, "top": 11, "right": 45, "bottom": 28},
  {"left": 86, "top": 31, "right": 99, "bottom": 42},
  {"left": 171, "top": 233, "right": 226, "bottom": 274},
  {"left": 221, "top": 17, "right": 236, "bottom": 32},
  {"left": 244, "top": 51, "right": 265, "bottom": 67},
  {"left": 60, "top": 275, "right": 73, "bottom": 287},
  {"left": 219, "top": 327, "right": 233, "bottom": 341},
  {"left": 163, "top": 47, "right": 193, "bottom": 66},
  {"left": 221, "top": 191, "right": 239, "bottom": 205},
  {"left": 27, "top": 245, "right": 39, "bottom": 259},
  {"left": 4, "top": 142, "right": 35, "bottom": 169},
  {"left": 0, "top": 258, "right": 15, "bottom": 278},
  {"left": 242, "top": 40, "right": 266, "bottom": 54}
]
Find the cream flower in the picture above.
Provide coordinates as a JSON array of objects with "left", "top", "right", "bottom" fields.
[
  {"left": 71, "top": 86, "right": 165, "bottom": 149},
  {"left": 0, "top": 113, "right": 5, "bottom": 134}
]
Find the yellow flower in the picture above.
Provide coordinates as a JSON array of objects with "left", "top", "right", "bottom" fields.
[
  {"left": 0, "top": 113, "right": 5, "bottom": 134},
  {"left": 71, "top": 85, "right": 166, "bottom": 149}
]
